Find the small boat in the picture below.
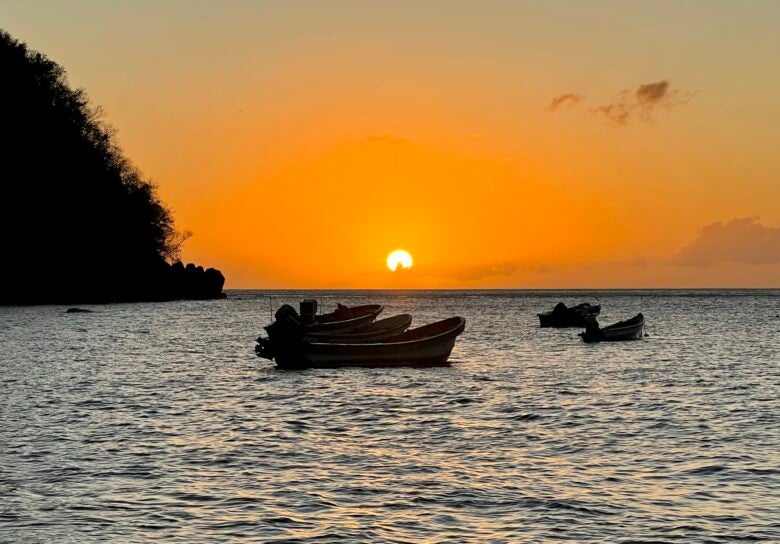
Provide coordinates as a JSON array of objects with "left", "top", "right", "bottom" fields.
[
  {"left": 305, "top": 303, "right": 383, "bottom": 332},
  {"left": 303, "top": 314, "right": 413, "bottom": 343},
  {"left": 257, "top": 302, "right": 385, "bottom": 359},
  {"left": 538, "top": 302, "right": 601, "bottom": 328},
  {"left": 580, "top": 313, "right": 645, "bottom": 343},
  {"left": 269, "top": 317, "right": 466, "bottom": 369}
]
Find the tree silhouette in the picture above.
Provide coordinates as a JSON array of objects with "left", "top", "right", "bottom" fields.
[{"left": 0, "top": 29, "right": 223, "bottom": 303}]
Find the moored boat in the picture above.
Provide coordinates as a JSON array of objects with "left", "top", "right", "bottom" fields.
[
  {"left": 267, "top": 317, "right": 466, "bottom": 369},
  {"left": 257, "top": 302, "right": 385, "bottom": 359},
  {"left": 580, "top": 313, "right": 645, "bottom": 343},
  {"left": 303, "top": 314, "right": 413, "bottom": 343},
  {"left": 538, "top": 302, "right": 601, "bottom": 328},
  {"left": 304, "top": 303, "right": 383, "bottom": 332}
]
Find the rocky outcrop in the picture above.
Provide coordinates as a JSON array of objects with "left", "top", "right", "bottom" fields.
[
  {"left": 162, "top": 262, "right": 226, "bottom": 301},
  {"left": 1, "top": 260, "right": 225, "bottom": 305}
]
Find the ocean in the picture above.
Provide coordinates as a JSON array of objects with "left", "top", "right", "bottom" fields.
[{"left": 1, "top": 290, "right": 779, "bottom": 542}]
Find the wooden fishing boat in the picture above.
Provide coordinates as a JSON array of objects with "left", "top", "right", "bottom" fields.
[
  {"left": 257, "top": 302, "right": 385, "bottom": 359},
  {"left": 303, "top": 314, "right": 413, "bottom": 343},
  {"left": 305, "top": 304, "right": 383, "bottom": 332},
  {"left": 580, "top": 313, "right": 645, "bottom": 343},
  {"left": 538, "top": 302, "right": 601, "bottom": 328},
  {"left": 271, "top": 317, "right": 466, "bottom": 369}
]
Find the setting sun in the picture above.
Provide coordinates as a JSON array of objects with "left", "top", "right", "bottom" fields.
[{"left": 387, "top": 249, "right": 413, "bottom": 272}]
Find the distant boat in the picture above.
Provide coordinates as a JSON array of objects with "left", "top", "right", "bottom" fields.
[
  {"left": 270, "top": 317, "right": 466, "bottom": 369},
  {"left": 303, "top": 314, "right": 413, "bottom": 343},
  {"left": 580, "top": 313, "right": 645, "bottom": 343},
  {"left": 538, "top": 302, "right": 601, "bottom": 328}
]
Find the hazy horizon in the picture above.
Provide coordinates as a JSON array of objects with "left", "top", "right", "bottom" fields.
[{"left": 224, "top": 287, "right": 780, "bottom": 292}]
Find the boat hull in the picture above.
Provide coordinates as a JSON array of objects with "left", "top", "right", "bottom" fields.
[
  {"left": 274, "top": 317, "right": 466, "bottom": 369},
  {"left": 580, "top": 314, "right": 644, "bottom": 343},
  {"left": 303, "top": 314, "right": 412, "bottom": 343},
  {"left": 304, "top": 304, "right": 383, "bottom": 332}
]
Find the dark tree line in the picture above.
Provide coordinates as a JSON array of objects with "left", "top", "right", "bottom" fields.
[{"left": 0, "top": 30, "right": 223, "bottom": 303}]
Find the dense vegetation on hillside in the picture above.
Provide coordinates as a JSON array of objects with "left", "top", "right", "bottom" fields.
[{"left": 0, "top": 30, "right": 223, "bottom": 303}]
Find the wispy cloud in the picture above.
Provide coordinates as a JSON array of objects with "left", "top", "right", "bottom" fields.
[
  {"left": 588, "top": 80, "right": 693, "bottom": 125},
  {"left": 421, "top": 261, "right": 555, "bottom": 282},
  {"left": 676, "top": 217, "right": 780, "bottom": 266},
  {"left": 364, "top": 134, "right": 409, "bottom": 145},
  {"left": 546, "top": 93, "right": 584, "bottom": 112},
  {"left": 444, "top": 262, "right": 519, "bottom": 281},
  {"left": 547, "top": 80, "right": 693, "bottom": 125}
]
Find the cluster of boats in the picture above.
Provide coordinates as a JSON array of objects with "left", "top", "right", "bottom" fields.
[
  {"left": 255, "top": 300, "right": 466, "bottom": 369},
  {"left": 253, "top": 298, "right": 643, "bottom": 369},
  {"left": 537, "top": 301, "right": 645, "bottom": 342}
]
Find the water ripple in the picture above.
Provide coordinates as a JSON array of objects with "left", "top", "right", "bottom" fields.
[{"left": 1, "top": 290, "right": 779, "bottom": 542}]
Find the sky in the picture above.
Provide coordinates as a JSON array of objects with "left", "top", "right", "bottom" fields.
[{"left": 4, "top": 1, "right": 780, "bottom": 287}]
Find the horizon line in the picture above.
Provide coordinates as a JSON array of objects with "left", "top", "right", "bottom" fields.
[{"left": 225, "top": 287, "right": 780, "bottom": 291}]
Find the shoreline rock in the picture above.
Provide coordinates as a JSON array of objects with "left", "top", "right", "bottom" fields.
[{"left": 1, "top": 261, "right": 225, "bottom": 305}]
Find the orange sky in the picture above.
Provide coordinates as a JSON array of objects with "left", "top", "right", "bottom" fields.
[{"left": 5, "top": 1, "right": 780, "bottom": 287}]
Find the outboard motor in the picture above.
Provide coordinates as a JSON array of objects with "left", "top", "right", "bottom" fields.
[
  {"left": 300, "top": 299, "right": 318, "bottom": 325},
  {"left": 267, "top": 304, "right": 303, "bottom": 342},
  {"left": 256, "top": 304, "right": 304, "bottom": 360},
  {"left": 579, "top": 314, "right": 602, "bottom": 343}
]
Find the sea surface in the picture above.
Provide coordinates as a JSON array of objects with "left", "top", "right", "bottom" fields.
[{"left": 1, "top": 290, "right": 779, "bottom": 543}]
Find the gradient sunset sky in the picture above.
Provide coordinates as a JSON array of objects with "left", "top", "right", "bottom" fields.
[{"left": 5, "top": 1, "right": 780, "bottom": 288}]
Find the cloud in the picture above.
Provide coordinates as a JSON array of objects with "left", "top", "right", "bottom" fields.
[
  {"left": 588, "top": 79, "right": 693, "bottom": 125},
  {"left": 421, "top": 261, "right": 556, "bottom": 281},
  {"left": 676, "top": 217, "right": 780, "bottom": 266},
  {"left": 635, "top": 80, "right": 670, "bottom": 102},
  {"left": 546, "top": 93, "right": 584, "bottom": 112},
  {"left": 404, "top": 261, "right": 519, "bottom": 282},
  {"left": 446, "top": 262, "right": 519, "bottom": 281},
  {"left": 364, "top": 134, "right": 409, "bottom": 145}
]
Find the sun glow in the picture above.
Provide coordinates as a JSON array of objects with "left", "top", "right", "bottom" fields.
[{"left": 387, "top": 250, "right": 413, "bottom": 272}]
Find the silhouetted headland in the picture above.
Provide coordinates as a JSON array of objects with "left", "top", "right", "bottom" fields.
[{"left": 0, "top": 30, "right": 224, "bottom": 304}]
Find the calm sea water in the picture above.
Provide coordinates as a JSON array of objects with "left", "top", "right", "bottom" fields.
[{"left": 1, "top": 290, "right": 779, "bottom": 543}]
